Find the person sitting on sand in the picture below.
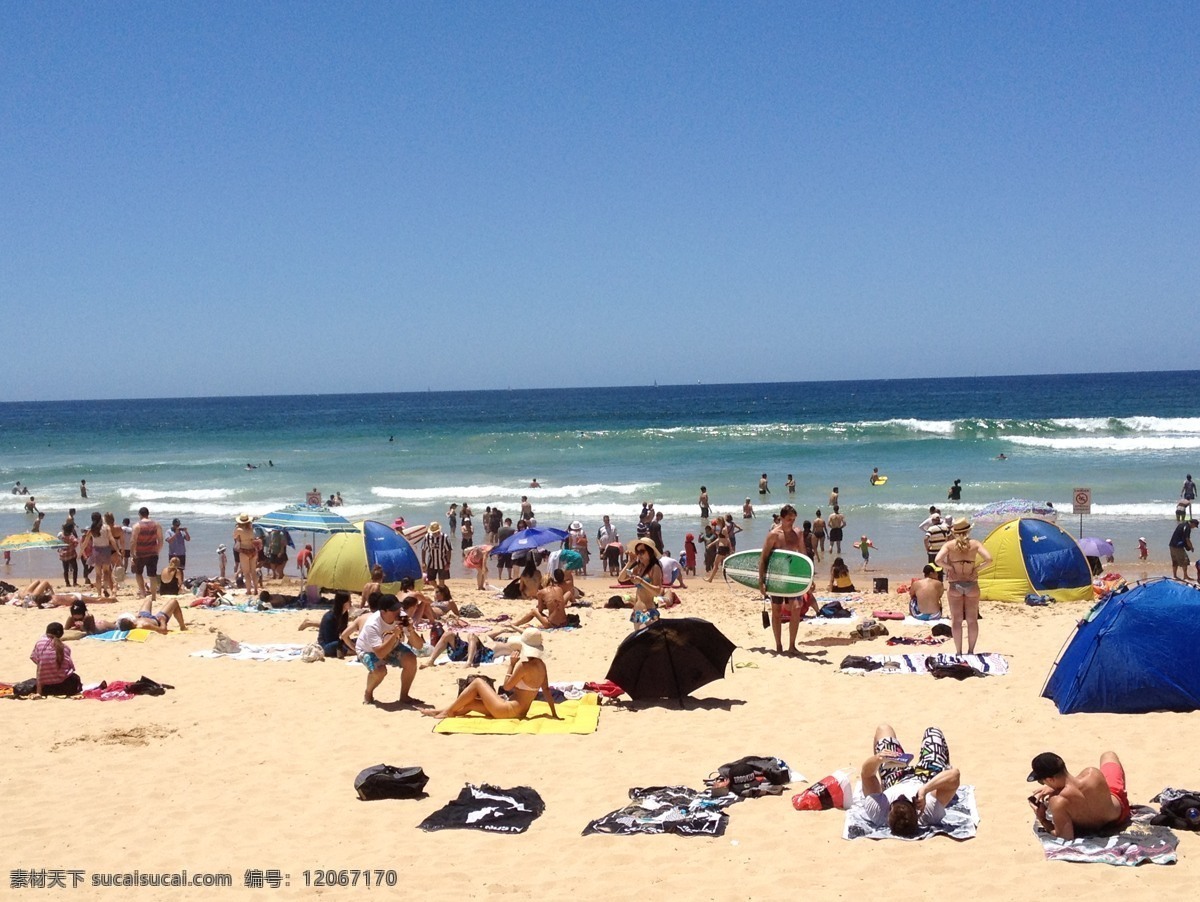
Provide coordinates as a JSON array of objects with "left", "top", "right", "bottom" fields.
[
  {"left": 513, "top": 571, "right": 569, "bottom": 629},
  {"left": 854, "top": 723, "right": 961, "bottom": 837},
  {"left": 420, "top": 623, "right": 522, "bottom": 669},
  {"left": 934, "top": 519, "right": 993, "bottom": 655},
  {"left": 429, "top": 584, "right": 463, "bottom": 620},
  {"left": 130, "top": 597, "right": 188, "bottom": 633},
  {"left": 158, "top": 556, "right": 185, "bottom": 596},
  {"left": 1028, "top": 751, "right": 1131, "bottom": 840},
  {"left": 30, "top": 622, "right": 82, "bottom": 697},
  {"left": 658, "top": 551, "right": 687, "bottom": 589},
  {"left": 421, "top": 628, "right": 558, "bottom": 721},
  {"left": 518, "top": 559, "right": 543, "bottom": 600},
  {"left": 907, "top": 565, "right": 945, "bottom": 620},
  {"left": 298, "top": 591, "right": 352, "bottom": 658},
  {"left": 356, "top": 595, "right": 422, "bottom": 706},
  {"left": 63, "top": 600, "right": 120, "bottom": 636},
  {"left": 828, "top": 557, "right": 857, "bottom": 593}
]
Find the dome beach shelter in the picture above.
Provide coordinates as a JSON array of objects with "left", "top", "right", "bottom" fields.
[
  {"left": 1042, "top": 579, "right": 1200, "bottom": 714},
  {"left": 976, "top": 518, "right": 1094, "bottom": 603},
  {"left": 307, "top": 520, "right": 422, "bottom": 593}
]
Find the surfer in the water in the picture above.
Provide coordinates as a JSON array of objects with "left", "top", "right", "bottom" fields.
[{"left": 759, "top": 504, "right": 809, "bottom": 655}]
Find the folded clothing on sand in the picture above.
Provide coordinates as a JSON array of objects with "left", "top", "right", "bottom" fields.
[
  {"left": 1035, "top": 805, "right": 1178, "bottom": 865},
  {"left": 840, "top": 652, "right": 1009, "bottom": 675}
]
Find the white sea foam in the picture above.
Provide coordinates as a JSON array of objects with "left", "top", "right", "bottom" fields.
[
  {"left": 1008, "top": 435, "right": 1200, "bottom": 452},
  {"left": 117, "top": 487, "right": 235, "bottom": 501},
  {"left": 371, "top": 482, "right": 656, "bottom": 501}
]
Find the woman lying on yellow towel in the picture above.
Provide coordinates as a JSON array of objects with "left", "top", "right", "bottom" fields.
[{"left": 420, "top": 628, "right": 559, "bottom": 721}]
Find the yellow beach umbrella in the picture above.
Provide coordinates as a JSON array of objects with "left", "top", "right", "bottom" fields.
[{"left": 0, "top": 531, "right": 66, "bottom": 552}]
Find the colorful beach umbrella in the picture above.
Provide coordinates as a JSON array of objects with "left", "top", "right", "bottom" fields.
[
  {"left": 254, "top": 504, "right": 358, "bottom": 534},
  {"left": 972, "top": 499, "right": 1058, "bottom": 525},
  {"left": 0, "top": 531, "right": 66, "bottom": 552},
  {"left": 490, "top": 527, "right": 569, "bottom": 556}
]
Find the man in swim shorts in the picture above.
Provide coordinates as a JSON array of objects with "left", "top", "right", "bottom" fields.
[
  {"left": 908, "top": 565, "right": 945, "bottom": 620},
  {"left": 1028, "top": 751, "right": 1131, "bottom": 840},
  {"left": 1169, "top": 518, "right": 1197, "bottom": 579},
  {"left": 759, "top": 505, "right": 805, "bottom": 655},
  {"left": 131, "top": 507, "right": 163, "bottom": 604},
  {"left": 855, "top": 723, "right": 960, "bottom": 837}
]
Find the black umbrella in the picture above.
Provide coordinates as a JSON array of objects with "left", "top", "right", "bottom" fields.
[{"left": 605, "top": 618, "right": 736, "bottom": 703}]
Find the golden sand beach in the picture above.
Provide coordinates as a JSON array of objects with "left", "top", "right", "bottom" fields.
[{"left": 2, "top": 557, "right": 1195, "bottom": 900}]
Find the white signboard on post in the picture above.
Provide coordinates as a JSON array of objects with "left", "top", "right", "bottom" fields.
[{"left": 1073, "top": 488, "right": 1092, "bottom": 515}]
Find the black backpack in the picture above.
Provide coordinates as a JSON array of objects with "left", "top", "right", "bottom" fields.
[
  {"left": 354, "top": 765, "right": 429, "bottom": 801},
  {"left": 713, "top": 756, "right": 791, "bottom": 797}
]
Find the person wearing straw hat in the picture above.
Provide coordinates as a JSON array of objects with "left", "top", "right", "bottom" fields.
[
  {"left": 934, "top": 519, "right": 993, "bottom": 655},
  {"left": 232, "top": 513, "right": 260, "bottom": 595},
  {"left": 420, "top": 627, "right": 559, "bottom": 720},
  {"left": 421, "top": 521, "right": 453, "bottom": 589}
]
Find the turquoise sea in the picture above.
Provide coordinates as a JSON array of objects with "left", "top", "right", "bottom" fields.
[{"left": 2, "top": 371, "right": 1197, "bottom": 580}]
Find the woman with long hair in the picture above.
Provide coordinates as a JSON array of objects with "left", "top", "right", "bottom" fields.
[
  {"left": 81, "top": 512, "right": 115, "bottom": 596},
  {"left": 621, "top": 538, "right": 663, "bottom": 630}
]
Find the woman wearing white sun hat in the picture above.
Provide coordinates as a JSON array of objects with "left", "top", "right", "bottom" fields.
[{"left": 420, "top": 628, "right": 559, "bottom": 721}]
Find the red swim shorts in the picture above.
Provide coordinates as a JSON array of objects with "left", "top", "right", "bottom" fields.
[{"left": 1101, "top": 761, "right": 1132, "bottom": 825}]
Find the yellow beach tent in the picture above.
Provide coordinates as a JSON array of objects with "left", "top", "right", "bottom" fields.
[{"left": 977, "top": 518, "right": 1095, "bottom": 603}]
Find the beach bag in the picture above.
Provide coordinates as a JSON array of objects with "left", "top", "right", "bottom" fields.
[
  {"left": 819, "top": 601, "right": 852, "bottom": 618},
  {"left": 213, "top": 632, "right": 241, "bottom": 655},
  {"left": 565, "top": 613, "right": 581, "bottom": 627},
  {"left": 300, "top": 643, "right": 325, "bottom": 663},
  {"left": 710, "top": 756, "right": 790, "bottom": 797},
  {"left": 11, "top": 678, "right": 38, "bottom": 698},
  {"left": 502, "top": 579, "right": 522, "bottom": 600},
  {"left": 457, "top": 673, "right": 496, "bottom": 695},
  {"left": 793, "top": 769, "right": 853, "bottom": 811},
  {"left": 354, "top": 765, "right": 429, "bottom": 801},
  {"left": 839, "top": 655, "right": 883, "bottom": 671},
  {"left": 925, "top": 658, "right": 982, "bottom": 680},
  {"left": 459, "top": 602, "right": 483, "bottom": 618}
]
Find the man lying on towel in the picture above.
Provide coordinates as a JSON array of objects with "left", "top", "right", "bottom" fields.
[
  {"left": 855, "top": 723, "right": 961, "bottom": 836},
  {"left": 1028, "top": 751, "right": 1131, "bottom": 840}
]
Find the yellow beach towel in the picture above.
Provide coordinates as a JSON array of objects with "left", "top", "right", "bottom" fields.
[{"left": 434, "top": 693, "right": 600, "bottom": 735}]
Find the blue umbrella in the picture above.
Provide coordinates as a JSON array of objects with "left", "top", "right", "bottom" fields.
[{"left": 490, "top": 527, "right": 569, "bottom": 556}]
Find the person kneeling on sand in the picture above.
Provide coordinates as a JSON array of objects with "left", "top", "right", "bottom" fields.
[
  {"left": 1027, "top": 751, "right": 1131, "bottom": 840},
  {"left": 421, "top": 628, "right": 558, "bottom": 720},
  {"left": 355, "top": 595, "right": 423, "bottom": 706},
  {"left": 907, "top": 565, "right": 945, "bottom": 621},
  {"left": 855, "top": 724, "right": 961, "bottom": 837}
]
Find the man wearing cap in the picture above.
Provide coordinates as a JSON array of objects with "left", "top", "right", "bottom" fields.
[
  {"left": 422, "top": 521, "right": 453, "bottom": 588},
  {"left": 1028, "top": 751, "right": 1131, "bottom": 840},
  {"left": 759, "top": 505, "right": 806, "bottom": 655},
  {"left": 855, "top": 723, "right": 960, "bottom": 838},
  {"left": 356, "top": 594, "right": 422, "bottom": 706},
  {"left": 1169, "top": 518, "right": 1197, "bottom": 579}
]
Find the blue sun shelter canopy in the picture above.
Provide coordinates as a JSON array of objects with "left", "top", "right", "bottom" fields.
[
  {"left": 1042, "top": 579, "right": 1200, "bottom": 714},
  {"left": 363, "top": 520, "right": 422, "bottom": 583}
]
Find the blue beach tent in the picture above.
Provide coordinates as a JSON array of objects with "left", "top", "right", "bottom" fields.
[
  {"left": 1042, "top": 579, "right": 1200, "bottom": 714},
  {"left": 307, "top": 520, "right": 421, "bottom": 593}
]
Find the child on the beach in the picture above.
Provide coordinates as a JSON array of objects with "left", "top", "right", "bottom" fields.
[
  {"left": 217, "top": 544, "right": 227, "bottom": 580},
  {"left": 1137, "top": 537, "right": 1148, "bottom": 560},
  {"left": 853, "top": 535, "right": 876, "bottom": 570},
  {"left": 684, "top": 533, "right": 698, "bottom": 576}
]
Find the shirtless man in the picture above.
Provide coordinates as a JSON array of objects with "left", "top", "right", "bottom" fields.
[
  {"left": 759, "top": 504, "right": 805, "bottom": 655},
  {"left": 1028, "top": 751, "right": 1131, "bottom": 840},
  {"left": 698, "top": 486, "right": 710, "bottom": 520},
  {"left": 3, "top": 582, "right": 117, "bottom": 608},
  {"left": 826, "top": 505, "right": 846, "bottom": 554},
  {"left": 934, "top": 520, "right": 993, "bottom": 655},
  {"left": 907, "top": 565, "right": 945, "bottom": 620}
]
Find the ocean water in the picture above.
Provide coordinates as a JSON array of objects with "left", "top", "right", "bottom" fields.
[{"left": 2, "top": 371, "right": 1198, "bottom": 580}]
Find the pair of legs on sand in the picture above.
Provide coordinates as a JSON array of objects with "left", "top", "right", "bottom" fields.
[
  {"left": 134, "top": 597, "right": 188, "bottom": 633},
  {"left": 362, "top": 649, "right": 419, "bottom": 706},
  {"left": 947, "top": 582, "right": 980, "bottom": 655}
]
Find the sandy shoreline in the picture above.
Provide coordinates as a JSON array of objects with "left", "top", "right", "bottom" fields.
[{"left": 2, "top": 560, "right": 1196, "bottom": 900}]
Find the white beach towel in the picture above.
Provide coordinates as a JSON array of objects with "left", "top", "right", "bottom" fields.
[{"left": 191, "top": 643, "right": 306, "bottom": 662}]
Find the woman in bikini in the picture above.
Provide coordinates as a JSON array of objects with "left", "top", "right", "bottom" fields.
[
  {"left": 621, "top": 538, "right": 663, "bottom": 629},
  {"left": 934, "top": 519, "right": 993, "bottom": 656},
  {"left": 233, "top": 513, "right": 260, "bottom": 594},
  {"left": 421, "top": 628, "right": 559, "bottom": 720},
  {"left": 704, "top": 520, "right": 731, "bottom": 582}
]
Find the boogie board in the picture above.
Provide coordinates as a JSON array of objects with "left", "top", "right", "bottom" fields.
[
  {"left": 722, "top": 548, "right": 815, "bottom": 597},
  {"left": 871, "top": 475, "right": 888, "bottom": 486}
]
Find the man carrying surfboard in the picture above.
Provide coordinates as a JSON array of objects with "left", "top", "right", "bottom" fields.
[{"left": 760, "top": 504, "right": 806, "bottom": 655}]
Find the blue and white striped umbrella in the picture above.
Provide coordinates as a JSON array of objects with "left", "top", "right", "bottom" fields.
[{"left": 254, "top": 505, "right": 359, "bottom": 534}]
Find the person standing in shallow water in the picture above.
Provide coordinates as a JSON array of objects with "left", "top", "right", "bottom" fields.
[{"left": 947, "top": 479, "right": 962, "bottom": 501}]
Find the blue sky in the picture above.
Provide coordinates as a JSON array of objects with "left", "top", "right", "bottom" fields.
[{"left": 2, "top": 2, "right": 1197, "bottom": 401}]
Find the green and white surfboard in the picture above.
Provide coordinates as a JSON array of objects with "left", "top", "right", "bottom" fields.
[{"left": 722, "top": 548, "right": 815, "bottom": 597}]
